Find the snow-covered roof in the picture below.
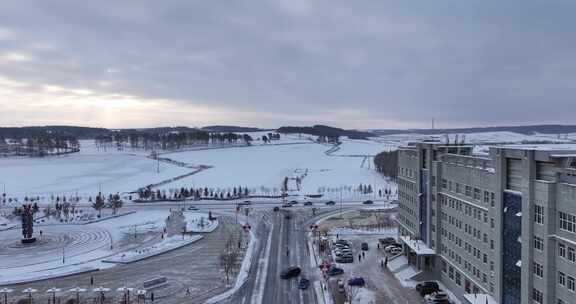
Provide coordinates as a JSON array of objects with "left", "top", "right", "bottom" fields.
[
  {"left": 463, "top": 294, "right": 498, "bottom": 304},
  {"left": 400, "top": 236, "right": 435, "bottom": 255}
]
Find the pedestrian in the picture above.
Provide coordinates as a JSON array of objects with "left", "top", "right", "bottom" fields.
[
  {"left": 151, "top": 292, "right": 155, "bottom": 302},
  {"left": 385, "top": 256, "right": 388, "bottom": 268},
  {"left": 358, "top": 254, "right": 362, "bottom": 262},
  {"left": 336, "top": 234, "right": 339, "bottom": 239},
  {"left": 381, "top": 259, "right": 384, "bottom": 268},
  {"left": 90, "top": 275, "right": 94, "bottom": 286},
  {"left": 186, "top": 288, "right": 190, "bottom": 296},
  {"left": 377, "top": 243, "right": 380, "bottom": 249},
  {"left": 362, "top": 252, "right": 365, "bottom": 259}
]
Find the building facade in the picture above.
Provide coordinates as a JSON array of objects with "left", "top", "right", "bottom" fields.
[{"left": 397, "top": 142, "right": 576, "bottom": 304}]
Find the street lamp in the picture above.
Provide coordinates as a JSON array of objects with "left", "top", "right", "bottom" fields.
[
  {"left": 0, "top": 288, "right": 13, "bottom": 304},
  {"left": 46, "top": 287, "right": 61, "bottom": 304},
  {"left": 68, "top": 287, "right": 86, "bottom": 304},
  {"left": 93, "top": 287, "right": 110, "bottom": 304},
  {"left": 22, "top": 288, "right": 37, "bottom": 303}
]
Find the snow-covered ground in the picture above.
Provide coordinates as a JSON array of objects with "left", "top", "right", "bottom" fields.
[{"left": 0, "top": 210, "right": 217, "bottom": 284}]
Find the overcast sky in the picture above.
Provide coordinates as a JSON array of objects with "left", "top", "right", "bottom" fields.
[{"left": 0, "top": 0, "right": 575, "bottom": 129}]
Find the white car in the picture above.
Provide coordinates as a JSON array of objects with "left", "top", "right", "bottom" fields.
[
  {"left": 384, "top": 245, "right": 400, "bottom": 253},
  {"left": 389, "top": 247, "right": 402, "bottom": 255}
]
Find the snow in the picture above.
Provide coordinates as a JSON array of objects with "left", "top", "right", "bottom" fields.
[
  {"left": 351, "top": 288, "right": 376, "bottom": 304},
  {"left": 102, "top": 235, "right": 203, "bottom": 264},
  {"left": 0, "top": 210, "right": 215, "bottom": 284},
  {"left": 463, "top": 294, "right": 498, "bottom": 304},
  {"left": 400, "top": 236, "right": 435, "bottom": 255}
]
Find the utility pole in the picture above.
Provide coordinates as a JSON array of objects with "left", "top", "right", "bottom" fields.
[{"left": 340, "top": 189, "right": 343, "bottom": 218}]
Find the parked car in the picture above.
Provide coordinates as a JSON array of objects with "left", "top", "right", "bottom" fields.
[
  {"left": 389, "top": 247, "right": 402, "bottom": 255},
  {"left": 334, "top": 239, "right": 350, "bottom": 245},
  {"left": 425, "top": 292, "right": 451, "bottom": 304},
  {"left": 361, "top": 242, "right": 369, "bottom": 251},
  {"left": 416, "top": 281, "right": 440, "bottom": 297},
  {"left": 325, "top": 201, "right": 336, "bottom": 205},
  {"left": 384, "top": 244, "right": 401, "bottom": 253},
  {"left": 187, "top": 206, "right": 198, "bottom": 211},
  {"left": 347, "top": 277, "right": 366, "bottom": 286},
  {"left": 327, "top": 267, "right": 344, "bottom": 276},
  {"left": 335, "top": 256, "right": 353, "bottom": 263},
  {"left": 304, "top": 201, "right": 313, "bottom": 206},
  {"left": 238, "top": 200, "right": 252, "bottom": 206},
  {"left": 362, "top": 200, "right": 374, "bottom": 205},
  {"left": 273, "top": 206, "right": 280, "bottom": 212},
  {"left": 298, "top": 278, "right": 310, "bottom": 290},
  {"left": 282, "top": 203, "right": 292, "bottom": 208},
  {"left": 280, "top": 266, "right": 301, "bottom": 279},
  {"left": 379, "top": 237, "right": 396, "bottom": 246},
  {"left": 290, "top": 200, "right": 299, "bottom": 205}
]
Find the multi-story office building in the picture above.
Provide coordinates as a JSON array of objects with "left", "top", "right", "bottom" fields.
[{"left": 397, "top": 141, "right": 576, "bottom": 304}]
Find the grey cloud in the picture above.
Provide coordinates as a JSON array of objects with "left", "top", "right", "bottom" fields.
[{"left": 0, "top": 0, "right": 575, "bottom": 128}]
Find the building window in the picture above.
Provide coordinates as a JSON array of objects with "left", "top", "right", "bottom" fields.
[
  {"left": 465, "top": 185, "right": 472, "bottom": 197},
  {"left": 559, "top": 271, "right": 566, "bottom": 286},
  {"left": 569, "top": 247, "right": 576, "bottom": 262},
  {"left": 533, "top": 288, "right": 543, "bottom": 304},
  {"left": 490, "top": 192, "right": 495, "bottom": 207},
  {"left": 441, "top": 179, "right": 447, "bottom": 189},
  {"left": 559, "top": 243, "right": 567, "bottom": 258},
  {"left": 534, "top": 205, "right": 544, "bottom": 225},
  {"left": 473, "top": 188, "right": 481, "bottom": 200},
  {"left": 569, "top": 276, "right": 576, "bottom": 292},
  {"left": 560, "top": 211, "right": 576, "bottom": 233},
  {"left": 533, "top": 262, "right": 543, "bottom": 278},
  {"left": 534, "top": 236, "right": 544, "bottom": 251}
]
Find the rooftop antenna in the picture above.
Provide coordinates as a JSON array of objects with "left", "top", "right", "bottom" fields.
[
  {"left": 461, "top": 134, "right": 466, "bottom": 145},
  {"left": 454, "top": 134, "right": 459, "bottom": 146},
  {"left": 431, "top": 118, "right": 435, "bottom": 130}
]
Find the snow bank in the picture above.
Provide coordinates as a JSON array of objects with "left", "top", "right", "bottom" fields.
[{"left": 102, "top": 235, "right": 203, "bottom": 264}]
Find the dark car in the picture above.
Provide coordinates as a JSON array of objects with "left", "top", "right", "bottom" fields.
[
  {"left": 280, "top": 266, "right": 301, "bottom": 279},
  {"left": 416, "top": 281, "right": 440, "bottom": 297},
  {"left": 238, "top": 200, "right": 252, "bottom": 206},
  {"left": 290, "top": 200, "right": 299, "bottom": 205},
  {"left": 361, "top": 242, "right": 369, "bottom": 251},
  {"left": 298, "top": 278, "right": 310, "bottom": 290},
  {"left": 304, "top": 201, "right": 313, "bottom": 206},
  {"left": 379, "top": 237, "right": 396, "bottom": 246},
  {"left": 347, "top": 277, "right": 365, "bottom": 286},
  {"left": 363, "top": 200, "right": 374, "bottom": 205},
  {"left": 327, "top": 267, "right": 344, "bottom": 276},
  {"left": 273, "top": 206, "right": 280, "bottom": 212},
  {"left": 325, "top": 201, "right": 336, "bottom": 205},
  {"left": 284, "top": 213, "right": 292, "bottom": 220}
]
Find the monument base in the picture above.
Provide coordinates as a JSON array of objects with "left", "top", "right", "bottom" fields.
[{"left": 21, "top": 237, "right": 37, "bottom": 244}]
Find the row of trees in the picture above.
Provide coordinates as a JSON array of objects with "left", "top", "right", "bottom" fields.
[
  {"left": 373, "top": 150, "right": 398, "bottom": 178},
  {"left": 0, "top": 135, "right": 79, "bottom": 157},
  {"left": 95, "top": 131, "right": 256, "bottom": 151},
  {"left": 137, "top": 186, "right": 253, "bottom": 201}
]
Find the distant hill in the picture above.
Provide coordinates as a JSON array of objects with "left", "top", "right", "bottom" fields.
[
  {"left": 277, "top": 125, "right": 374, "bottom": 139},
  {"left": 0, "top": 126, "right": 110, "bottom": 139},
  {"left": 201, "top": 125, "right": 269, "bottom": 133},
  {"left": 371, "top": 124, "right": 576, "bottom": 136}
]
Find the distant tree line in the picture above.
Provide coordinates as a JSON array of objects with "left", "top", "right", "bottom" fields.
[
  {"left": 137, "top": 186, "right": 252, "bottom": 201},
  {"left": 373, "top": 150, "right": 398, "bottom": 178},
  {"left": 95, "top": 131, "right": 254, "bottom": 151},
  {"left": 0, "top": 134, "right": 79, "bottom": 157}
]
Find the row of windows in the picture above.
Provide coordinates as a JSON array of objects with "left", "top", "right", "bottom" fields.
[
  {"left": 397, "top": 213, "right": 417, "bottom": 231},
  {"left": 399, "top": 167, "right": 416, "bottom": 179},
  {"left": 440, "top": 195, "right": 493, "bottom": 228},
  {"left": 558, "top": 242, "right": 576, "bottom": 263},
  {"left": 440, "top": 260, "right": 492, "bottom": 294},
  {"left": 559, "top": 211, "right": 576, "bottom": 233},
  {"left": 439, "top": 178, "right": 495, "bottom": 207}
]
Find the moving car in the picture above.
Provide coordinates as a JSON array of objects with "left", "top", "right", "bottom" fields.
[
  {"left": 347, "top": 277, "right": 365, "bottom": 286},
  {"left": 416, "top": 281, "right": 440, "bottom": 297},
  {"left": 282, "top": 203, "right": 292, "bottom": 208},
  {"left": 280, "top": 266, "right": 301, "bottom": 279},
  {"left": 187, "top": 206, "right": 198, "bottom": 211},
  {"left": 273, "top": 206, "right": 280, "bottom": 212},
  {"left": 363, "top": 200, "right": 374, "bottom": 205},
  {"left": 425, "top": 292, "right": 451, "bottom": 304},
  {"left": 325, "top": 201, "right": 336, "bottom": 205},
  {"left": 290, "top": 200, "right": 299, "bottom": 205},
  {"left": 298, "top": 278, "right": 310, "bottom": 290},
  {"left": 361, "top": 242, "right": 369, "bottom": 251},
  {"left": 337, "top": 279, "right": 345, "bottom": 293},
  {"left": 327, "top": 267, "right": 344, "bottom": 276},
  {"left": 238, "top": 200, "right": 252, "bottom": 206},
  {"left": 304, "top": 201, "right": 313, "bottom": 206}
]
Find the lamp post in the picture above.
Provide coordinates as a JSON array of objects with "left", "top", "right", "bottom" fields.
[
  {"left": 46, "top": 288, "right": 61, "bottom": 304},
  {"left": 22, "top": 288, "right": 37, "bottom": 304},
  {"left": 68, "top": 287, "right": 86, "bottom": 304},
  {"left": 0, "top": 288, "right": 13, "bottom": 304}
]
